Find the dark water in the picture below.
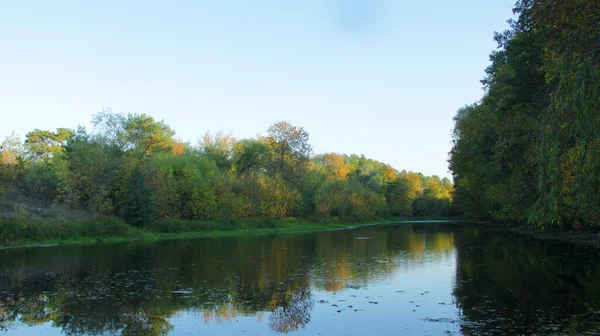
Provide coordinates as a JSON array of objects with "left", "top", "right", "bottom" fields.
[{"left": 1, "top": 222, "right": 599, "bottom": 335}]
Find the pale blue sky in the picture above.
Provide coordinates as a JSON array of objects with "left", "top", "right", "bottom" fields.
[{"left": 1, "top": 0, "right": 515, "bottom": 178}]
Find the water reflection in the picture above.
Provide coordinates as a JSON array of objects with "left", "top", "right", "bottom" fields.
[
  {"left": 0, "top": 222, "right": 598, "bottom": 335},
  {"left": 453, "top": 226, "right": 600, "bottom": 335}
]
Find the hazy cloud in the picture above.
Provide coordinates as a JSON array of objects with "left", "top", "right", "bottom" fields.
[{"left": 331, "top": 0, "right": 380, "bottom": 35}]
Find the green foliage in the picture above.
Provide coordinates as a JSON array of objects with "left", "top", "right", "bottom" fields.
[
  {"left": 265, "top": 121, "right": 313, "bottom": 187},
  {"left": 21, "top": 157, "right": 66, "bottom": 202},
  {"left": 24, "top": 128, "right": 73, "bottom": 161},
  {"left": 122, "top": 114, "right": 175, "bottom": 156},
  {"left": 449, "top": 0, "right": 600, "bottom": 229},
  {"left": 232, "top": 139, "right": 267, "bottom": 173},
  {"left": 2, "top": 115, "right": 456, "bottom": 240},
  {"left": 0, "top": 217, "right": 135, "bottom": 245},
  {"left": 385, "top": 179, "right": 412, "bottom": 216},
  {"left": 92, "top": 109, "right": 175, "bottom": 157},
  {"left": 146, "top": 155, "right": 220, "bottom": 220},
  {"left": 63, "top": 127, "right": 120, "bottom": 214},
  {"left": 199, "top": 132, "right": 235, "bottom": 171},
  {"left": 123, "top": 167, "right": 154, "bottom": 227}
]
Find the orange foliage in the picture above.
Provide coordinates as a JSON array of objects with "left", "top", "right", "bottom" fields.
[
  {"left": 322, "top": 153, "right": 349, "bottom": 181},
  {"left": 382, "top": 165, "right": 397, "bottom": 183},
  {"left": 403, "top": 172, "right": 423, "bottom": 200},
  {"left": 172, "top": 141, "right": 185, "bottom": 156}
]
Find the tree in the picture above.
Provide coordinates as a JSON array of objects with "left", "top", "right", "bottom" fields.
[
  {"left": 123, "top": 167, "right": 154, "bottom": 227},
  {"left": 146, "top": 155, "right": 221, "bottom": 220},
  {"left": 385, "top": 178, "right": 411, "bottom": 216},
  {"left": 92, "top": 110, "right": 175, "bottom": 157},
  {"left": 63, "top": 127, "right": 119, "bottom": 214},
  {"left": 24, "top": 128, "right": 73, "bottom": 161},
  {"left": 448, "top": 0, "right": 600, "bottom": 228},
  {"left": 265, "top": 121, "right": 313, "bottom": 185},
  {"left": 449, "top": 0, "right": 545, "bottom": 224},
  {"left": 21, "top": 158, "right": 66, "bottom": 202},
  {"left": 529, "top": 0, "right": 600, "bottom": 227},
  {"left": 0, "top": 132, "right": 24, "bottom": 165},
  {"left": 199, "top": 132, "right": 236, "bottom": 170},
  {"left": 91, "top": 108, "right": 127, "bottom": 148},
  {"left": 122, "top": 114, "right": 175, "bottom": 157},
  {"left": 232, "top": 139, "right": 267, "bottom": 173}
]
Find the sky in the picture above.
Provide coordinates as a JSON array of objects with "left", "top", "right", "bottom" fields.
[{"left": 1, "top": 0, "right": 515, "bottom": 179}]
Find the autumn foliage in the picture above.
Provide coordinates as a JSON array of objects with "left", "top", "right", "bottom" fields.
[{"left": 1, "top": 112, "right": 456, "bottom": 227}]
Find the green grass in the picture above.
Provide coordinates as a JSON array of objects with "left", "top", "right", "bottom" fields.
[
  {"left": 0, "top": 216, "right": 462, "bottom": 249},
  {"left": 0, "top": 217, "right": 140, "bottom": 246}
]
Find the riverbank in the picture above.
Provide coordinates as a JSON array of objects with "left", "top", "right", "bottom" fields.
[
  {"left": 0, "top": 216, "right": 461, "bottom": 249},
  {"left": 481, "top": 221, "right": 600, "bottom": 249}
]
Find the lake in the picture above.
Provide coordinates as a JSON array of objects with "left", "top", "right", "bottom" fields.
[{"left": 1, "top": 222, "right": 599, "bottom": 335}]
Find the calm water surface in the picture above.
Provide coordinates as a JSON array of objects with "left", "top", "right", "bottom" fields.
[{"left": 1, "top": 222, "right": 599, "bottom": 335}]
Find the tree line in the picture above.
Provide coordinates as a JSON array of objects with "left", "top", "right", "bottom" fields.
[
  {"left": 0, "top": 110, "right": 457, "bottom": 227},
  {"left": 449, "top": 0, "right": 600, "bottom": 229}
]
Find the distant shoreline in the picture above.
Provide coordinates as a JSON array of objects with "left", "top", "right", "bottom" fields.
[{"left": 0, "top": 216, "right": 463, "bottom": 250}]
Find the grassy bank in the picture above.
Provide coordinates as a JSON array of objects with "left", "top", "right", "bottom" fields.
[{"left": 0, "top": 216, "right": 461, "bottom": 249}]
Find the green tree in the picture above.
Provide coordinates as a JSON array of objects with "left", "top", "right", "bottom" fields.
[
  {"left": 232, "top": 139, "right": 267, "bottom": 173},
  {"left": 122, "top": 114, "right": 175, "bottom": 157},
  {"left": 449, "top": 0, "right": 545, "bottom": 224},
  {"left": 92, "top": 110, "right": 175, "bottom": 157},
  {"left": 123, "top": 167, "right": 154, "bottom": 227},
  {"left": 63, "top": 127, "right": 120, "bottom": 214},
  {"left": 529, "top": 0, "right": 600, "bottom": 228},
  {"left": 449, "top": 0, "right": 600, "bottom": 229},
  {"left": 385, "top": 178, "right": 411, "bottom": 216},
  {"left": 265, "top": 121, "right": 313, "bottom": 186},
  {"left": 199, "top": 132, "right": 235, "bottom": 171},
  {"left": 24, "top": 128, "right": 73, "bottom": 161}
]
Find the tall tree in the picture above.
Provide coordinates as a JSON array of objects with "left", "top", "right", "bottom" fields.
[
  {"left": 449, "top": 0, "right": 600, "bottom": 229},
  {"left": 265, "top": 121, "right": 313, "bottom": 186},
  {"left": 24, "top": 128, "right": 73, "bottom": 161},
  {"left": 530, "top": 0, "right": 600, "bottom": 227}
]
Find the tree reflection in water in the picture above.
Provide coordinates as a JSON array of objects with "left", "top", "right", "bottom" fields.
[
  {"left": 8, "top": 223, "right": 590, "bottom": 335},
  {"left": 1, "top": 224, "right": 434, "bottom": 334},
  {"left": 269, "top": 287, "right": 313, "bottom": 334},
  {"left": 452, "top": 226, "right": 600, "bottom": 335}
]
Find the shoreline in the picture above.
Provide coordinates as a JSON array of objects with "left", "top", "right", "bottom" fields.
[
  {"left": 0, "top": 217, "right": 463, "bottom": 250},
  {"left": 480, "top": 221, "right": 600, "bottom": 249},
  {"left": 5, "top": 217, "right": 597, "bottom": 251}
]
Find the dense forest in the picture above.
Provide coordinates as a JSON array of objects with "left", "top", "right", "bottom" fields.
[
  {"left": 449, "top": 0, "right": 600, "bottom": 229},
  {"left": 0, "top": 111, "right": 456, "bottom": 234}
]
